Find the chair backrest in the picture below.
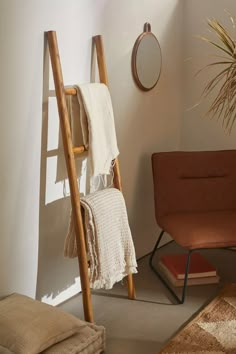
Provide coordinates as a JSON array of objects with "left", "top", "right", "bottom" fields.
[{"left": 152, "top": 150, "right": 236, "bottom": 221}]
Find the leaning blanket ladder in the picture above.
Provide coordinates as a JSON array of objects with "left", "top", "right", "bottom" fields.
[{"left": 47, "top": 31, "right": 136, "bottom": 323}]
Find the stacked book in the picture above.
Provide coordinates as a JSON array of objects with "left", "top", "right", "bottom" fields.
[{"left": 158, "top": 253, "right": 219, "bottom": 287}]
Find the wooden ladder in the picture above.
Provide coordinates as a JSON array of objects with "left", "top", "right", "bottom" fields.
[{"left": 47, "top": 31, "right": 136, "bottom": 323}]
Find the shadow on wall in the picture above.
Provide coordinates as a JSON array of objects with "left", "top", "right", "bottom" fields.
[
  {"left": 36, "top": 34, "right": 81, "bottom": 307},
  {"left": 36, "top": 33, "right": 100, "bottom": 306}
]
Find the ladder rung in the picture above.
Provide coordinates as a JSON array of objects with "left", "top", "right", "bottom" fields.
[
  {"left": 65, "top": 87, "right": 77, "bottom": 96},
  {"left": 65, "top": 88, "right": 85, "bottom": 156},
  {"left": 73, "top": 145, "right": 86, "bottom": 155}
]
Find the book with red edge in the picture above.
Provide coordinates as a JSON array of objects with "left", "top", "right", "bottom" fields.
[
  {"left": 158, "top": 261, "right": 220, "bottom": 287},
  {"left": 159, "top": 252, "right": 217, "bottom": 280}
]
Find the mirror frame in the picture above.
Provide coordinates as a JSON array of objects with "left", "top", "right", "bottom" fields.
[{"left": 131, "top": 23, "right": 162, "bottom": 91}]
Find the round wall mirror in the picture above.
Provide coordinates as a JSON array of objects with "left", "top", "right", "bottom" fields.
[{"left": 132, "top": 23, "right": 162, "bottom": 91}]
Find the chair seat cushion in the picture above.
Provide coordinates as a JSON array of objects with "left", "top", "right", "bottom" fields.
[{"left": 159, "top": 210, "right": 236, "bottom": 249}]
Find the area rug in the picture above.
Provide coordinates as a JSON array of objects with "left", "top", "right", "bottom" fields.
[{"left": 159, "top": 283, "right": 236, "bottom": 353}]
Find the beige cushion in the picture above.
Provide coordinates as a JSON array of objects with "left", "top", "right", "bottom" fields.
[
  {"left": 0, "top": 345, "right": 14, "bottom": 354},
  {"left": 0, "top": 293, "right": 86, "bottom": 354},
  {"left": 42, "top": 323, "right": 105, "bottom": 354}
]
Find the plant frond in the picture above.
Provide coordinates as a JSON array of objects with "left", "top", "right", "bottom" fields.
[
  {"left": 198, "top": 18, "right": 236, "bottom": 133},
  {"left": 207, "top": 19, "right": 235, "bottom": 55},
  {"left": 199, "top": 36, "right": 233, "bottom": 57},
  {"left": 195, "top": 61, "right": 234, "bottom": 78}
]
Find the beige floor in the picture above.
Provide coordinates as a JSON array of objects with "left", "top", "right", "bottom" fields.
[{"left": 60, "top": 242, "right": 236, "bottom": 354}]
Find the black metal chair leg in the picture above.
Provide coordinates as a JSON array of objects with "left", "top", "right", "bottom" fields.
[
  {"left": 149, "top": 230, "right": 165, "bottom": 266},
  {"left": 149, "top": 230, "right": 193, "bottom": 304},
  {"left": 180, "top": 250, "right": 193, "bottom": 304}
]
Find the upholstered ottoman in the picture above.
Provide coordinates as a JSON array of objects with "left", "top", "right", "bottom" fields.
[
  {"left": 0, "top": 294, "right": 105, "bottom": 354},
  {"left": 42, "top": 323, "right": 105, "bottom": 354}
]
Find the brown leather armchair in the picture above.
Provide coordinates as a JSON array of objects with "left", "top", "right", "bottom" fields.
[{"left": 149, "top": 150, "right": 236, "bottom": 303}]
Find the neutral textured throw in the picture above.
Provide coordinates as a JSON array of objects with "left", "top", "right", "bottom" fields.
[
  {"left": 64, "top": 188, "right": 137, "bottom": 289},
  {"left": 74, "top": 83, "right": 119, "bottom": 177}
]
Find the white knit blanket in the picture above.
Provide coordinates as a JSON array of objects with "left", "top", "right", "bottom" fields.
[
  {"left": 74, "top": 83, "right": 119, "bottom": 177},
  {"left": 64, "top": 188, "right": 137, "bottom": 289}
]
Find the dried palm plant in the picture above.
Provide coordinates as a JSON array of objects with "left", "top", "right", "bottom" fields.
[{"left": 199, "top": 17, "right": 236, "bottom": 133}]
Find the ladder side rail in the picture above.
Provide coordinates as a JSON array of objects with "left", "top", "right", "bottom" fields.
[
  {"left": 93, "top": 35, "right": 136, "bottom": 300},
  {"left": 47, "top": 31, "right": 94, "bottom": 322}
]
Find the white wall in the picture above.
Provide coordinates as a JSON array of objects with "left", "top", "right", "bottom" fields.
[
  {"left": 100, "top": 0, "right": 184, "bottom": 257},
  {"left": 0, "top": 0, "right": 184, "bottom": 303},
  {"left": 0, "top": 0, "right": 105, "bottom": 303},
  {"left": 36, "top": 1, "right": 107, "bottom": 306},
  {"left": 181, "top": 0, "right": 236, "bottom": 150}
]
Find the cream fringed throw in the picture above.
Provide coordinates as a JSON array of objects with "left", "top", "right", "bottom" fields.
[
  {"left": 74, "top": 83, "right": 119, "bottom": 177},
  {"left": 64, "top": 188, "right": 137, "bottom": 289}
]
